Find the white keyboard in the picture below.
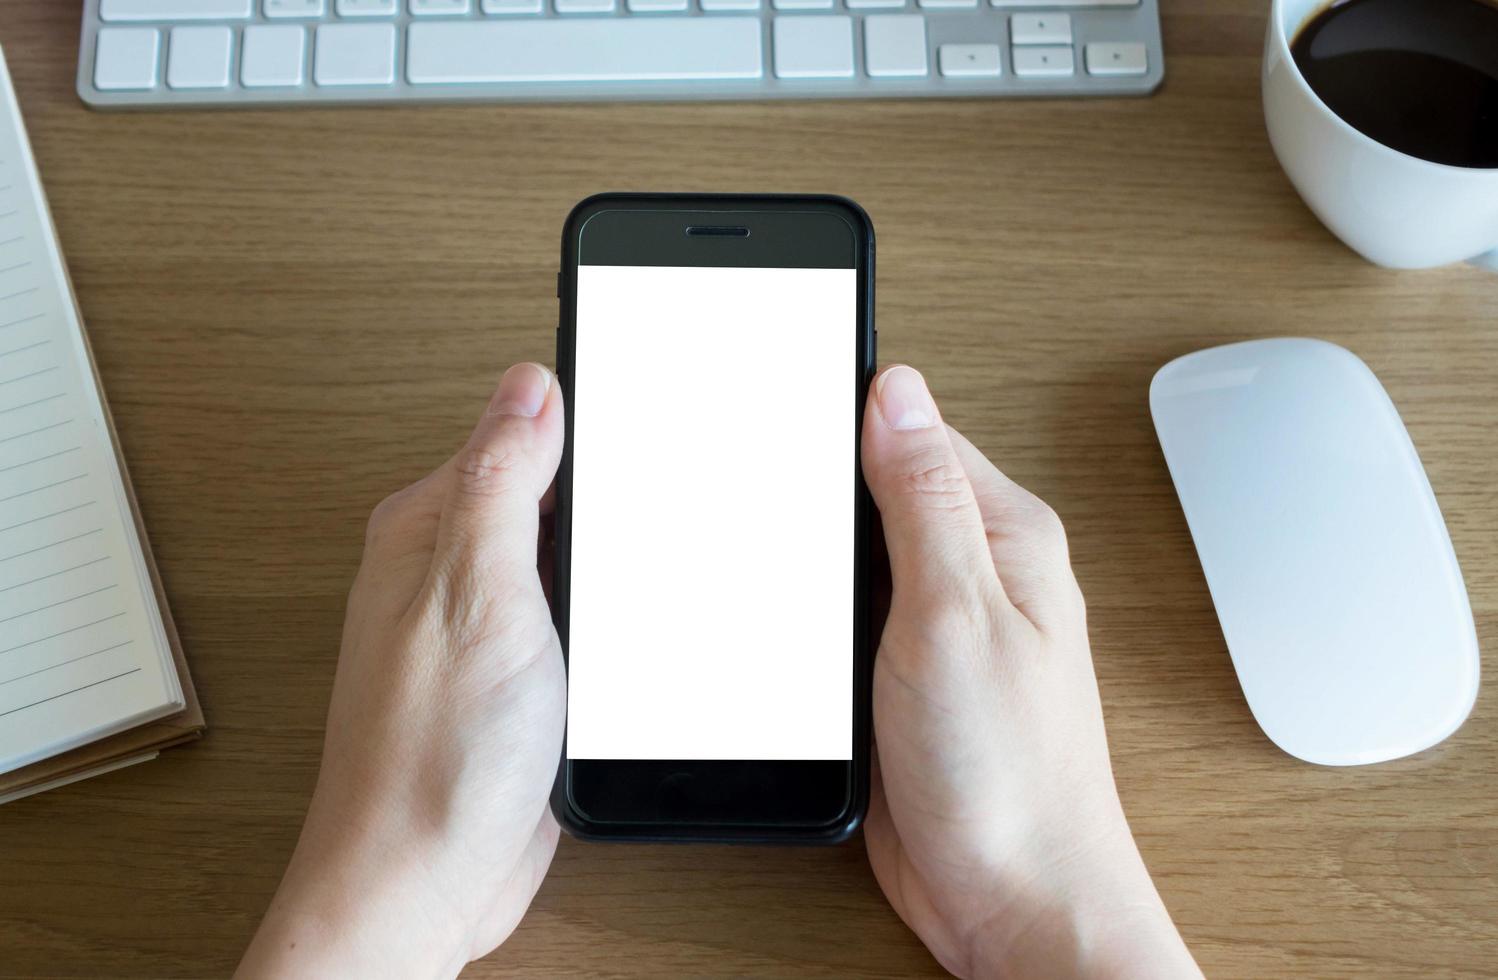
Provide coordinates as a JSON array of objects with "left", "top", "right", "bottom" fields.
[{"left": 76, "top": 0, "right": 1163, "bottom": 108}]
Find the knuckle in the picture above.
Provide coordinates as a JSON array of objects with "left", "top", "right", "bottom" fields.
[
  {"left": 427, "top": 565, "right": 549, "bottom": 660},
  {"left": 1029, "top": 499, "right": 1068, "bottom": 549},
  {"left": 454, "top": 446, "right": 524, "bottom": 499},
  {"left": 368, "top": 490, "right": 406, "bottom": 526},
  {"left": 1063, "top": 577, "right": 1089, "bottom": 623},
  {"left": 994, "top": 488, "right": 1069, "bottom": 558},
  {"left": 895, "top": 446, "right": 971, "bottom": 509},
  {"left": 365, "top": 489, "right": 412, "bottom": 547}
]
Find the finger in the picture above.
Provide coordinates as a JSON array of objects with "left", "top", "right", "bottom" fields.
[
  {"left": 947, "top": 426, "right": 1083, "bottom": 632},
  {"left": 360, "top": 470, "right": 447, "bottom": 569},
  {"left": 352, "top": 472, "right": 451, "bottom": 623},
  {"left": 862, "top": 757, "right": 906, "bottom": 919},
  {"left": 861, "top": 365, "right": 1005, "bottom": 608},
  {"left": 475, "top": 808, "right": 561, "bottom": 953},
  {"left": 431, "top": 363, "right": 564, "bottom": 590},
  {"left": 863, "top": 754, "right": 961, "bottom": 974}
]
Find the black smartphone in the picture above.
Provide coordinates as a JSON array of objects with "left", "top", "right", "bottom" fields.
[{"left": 550, "top": 193, "right": 875, "bottom": 843}]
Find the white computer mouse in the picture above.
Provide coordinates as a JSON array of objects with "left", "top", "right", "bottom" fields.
[{"left": 1150, "top": 338, "right": 1479, "bottom": 766}]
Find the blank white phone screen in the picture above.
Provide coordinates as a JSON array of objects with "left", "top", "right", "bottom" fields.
[{"left": 566, "top": 264, "right": 856, "bottom": 761}]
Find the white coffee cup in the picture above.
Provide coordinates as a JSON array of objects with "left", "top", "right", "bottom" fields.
[{"left": 1263, "top": 0, "right": 1498, "bottom": 270}]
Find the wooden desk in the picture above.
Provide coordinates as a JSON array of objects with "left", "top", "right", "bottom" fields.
[{"left": 1, "top": 2, "right": 1493, "bottom": 975}]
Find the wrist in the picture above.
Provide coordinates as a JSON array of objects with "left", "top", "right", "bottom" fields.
[{"left": 238, "top": 790, "right": 472, "bottom": 979}]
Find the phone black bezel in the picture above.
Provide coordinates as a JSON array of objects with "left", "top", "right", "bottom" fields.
[{"left": 550, "top": 193, "right": 875, "bottom": 844}]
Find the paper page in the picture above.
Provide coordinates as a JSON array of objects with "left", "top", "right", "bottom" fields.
[{"left": 0, "top": 47, "right": 182, "bottom": 775}]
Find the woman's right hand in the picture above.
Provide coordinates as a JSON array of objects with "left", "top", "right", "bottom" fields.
[{"left": 860, "top": 365, "right": 1201, "bottom": 979}]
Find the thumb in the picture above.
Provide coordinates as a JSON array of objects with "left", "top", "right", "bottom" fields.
[
  {"left": 432, "top": 362, "right": 564, "bottom": 588},
  {"left": 861, "top": 365, "right": 997, "bottom": 606}
]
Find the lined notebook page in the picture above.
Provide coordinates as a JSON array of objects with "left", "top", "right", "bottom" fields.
[{"left": 0, "top": 48, "right": 182, "bottom": 776}]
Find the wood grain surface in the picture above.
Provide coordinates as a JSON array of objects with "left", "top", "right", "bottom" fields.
[{"left": 1, "top": 1, "right": 1494, "bottom": 976}]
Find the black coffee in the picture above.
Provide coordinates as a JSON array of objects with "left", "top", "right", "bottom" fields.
[{"left": 1291, "top": 0, "right": 1498, "bottom": 168}]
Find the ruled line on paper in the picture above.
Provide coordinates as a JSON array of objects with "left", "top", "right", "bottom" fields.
[
  {"left": 0, "top": 419, "right": 72, "bottom": 445},
  {"left": 0, "top": 584, "right": 116, "bottom": 626},
  {"left": 0, "top": 528, "right": 103, "bottom": 564},
  {"left": 0, "top": 501, "right": 93, "bottom": 534},
  {"left": 0, "top": 366, "right": 58, "bottom": 386},
  {"left": 0, "top": 472, "right": 87, "bottom": 502},
  {"left": 0, "top": 611, "right": 127, "bottom": 658},
  {"left": 0, "top": 285, "right": 38, "bottom": 302},
  {"left": 0, "top": 445, "right": 80, "bottom": 474},
  {"left": 0, "top": 313, "right": 45, "bottom": 332},
  {"left": 0, "top": 555, "right": 108, "bottom": 594},
  {"left": 0, "top": 391, "right": 65, "bottom": 415},
  {"left": 0, "top": 260, "right": 31, "bottom": 275},
  {"left": 0, "top": 338, "right": 49, "bottom": 355},
  {"left": 0, "top": 668, "right": 141, "bottom": 719},
  {"left": 0, "top": 640, "right": 133, "bottom": 687}
]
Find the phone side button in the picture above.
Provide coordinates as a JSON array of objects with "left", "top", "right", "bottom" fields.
[{"left": 556, "top": 271, "right": 561, "bottom": 298}]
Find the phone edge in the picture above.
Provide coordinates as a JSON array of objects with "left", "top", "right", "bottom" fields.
[{"left": 548, "top": 192, "right": 876, "bottom": 845}]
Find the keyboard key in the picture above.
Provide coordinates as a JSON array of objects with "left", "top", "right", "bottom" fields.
[
  {"left": 628, "top": 0, "right": 689, "bottom": 9},
  {"left": 773, "top": 0, "right": 833, "bottom": 8},
  {"left": 1010, "top": 12, "right": 1070, "bottom": 44},
  {"left": 337, "top": 0, "right": 399, "bottom": 13},
  {"left": 700, "top": 0, "right": 760, "bottom": 8},
  {"left": 772, "top": 16, "right": 853, "bottom": 79},
  {"left": 1011, "top": 44, "right": 1072, "bottom": 76},
  {"left": 848, "top": 0, "right": 905, "bottom": 7},
  {"left": 554, "top": 0, "right": 617, "bottom": 11},
  {"left": 938, "top": 42, "right": 1000, "bottom": 76},
  {"left": 408, "top": 19, "right": 762, "bottom": 81},
  {"left": 411, "top": 0, "right": 472, "bottom": 11},
  {"left": 100, "top": 0, "right": 251, "bottom": 20},
  {"left": 482, "top": 0, "right": 543, "bottom": 10},
  {"left": 264, "top": 0, "right": 324, "bottom": 16},
  {"left": 1085, "top": 41, "right": 1146, "bottom": 75},
  {"left": 315, "top": 23, "right": 397, "bottom": 85},
  {"left": 917, "top": 0, "right": 976, "bottom": 8},
  {"left": 94, "top": 28, "right": 159, "bottom": 90},
  {"left": 991, "top": 0, "right": 1134, "bottom": 5},
  {"left": 167, "top": 26, "right": 232, "bottom": 89},
  {"left": 242, "top": 25, "right": 306, "bottom": 86},
  {"left": 864, "top": 15, "right": 927, "bottom": 78}
]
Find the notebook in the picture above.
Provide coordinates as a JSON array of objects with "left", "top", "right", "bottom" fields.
[{"left": 0, "top": 45, "right": 202, "bottom": 800}]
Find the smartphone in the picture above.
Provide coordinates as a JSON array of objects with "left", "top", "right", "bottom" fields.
[{"left": 550, "top": 193, "right": 875, "bottom": 843}]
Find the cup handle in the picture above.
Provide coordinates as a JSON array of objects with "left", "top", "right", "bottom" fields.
[{"left": 1470, "top": 249, "right": 1498, "bottom": 272}]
